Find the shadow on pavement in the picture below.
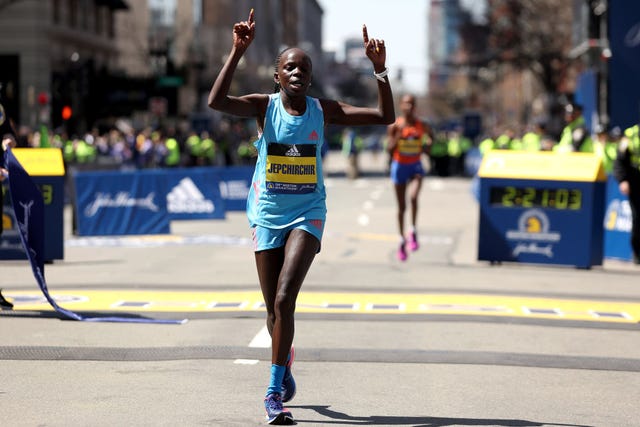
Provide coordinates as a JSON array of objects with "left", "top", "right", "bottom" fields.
[
  {"left": 0, "top": 309, "right": 169, "bottom": 321},
  {"left": 293, "top": 405, "right": 593, "bottom": 427}
]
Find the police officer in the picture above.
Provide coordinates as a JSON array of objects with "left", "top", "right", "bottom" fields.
[
  {"left": 613, "top": 123, "right": 640, "bottom": 264},
  {"left": 555, "top": 103, "right": 593, "bottom": 153},
  {"left": 185, "top": 130, "right": 201, "bottom": 167},
  {"left": 593, "top": 124, "right": 618, "bottom": 175},
  {"left": 164, "top": 132, "right": 181, "bottom": 167},
  {"left": 447, "top": 127, "right": 472, "bottom": 176},
  {"left": 521, "top": 122, "right": 547, "bottom": 152},
  {"left": 199, "top": 131, "right": 216, "bottom": 166},
  {"left": 428, "top": 130, "right": 449, "bottom": 177}
]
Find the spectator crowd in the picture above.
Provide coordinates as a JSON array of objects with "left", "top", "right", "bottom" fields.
[
  {"left": 4, "top": 102, "right": 632, "bottom": 182},
  {"left": 8, "top": 118, "right": 260, "bottom": 170}
]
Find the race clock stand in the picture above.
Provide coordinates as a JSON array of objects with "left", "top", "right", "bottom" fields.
[{"left": 477, "top": 151, "right": 607, "bottom": 268}]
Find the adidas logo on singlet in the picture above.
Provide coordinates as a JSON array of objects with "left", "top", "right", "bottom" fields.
[{"left": 285, "top": 144, "right": 301, "bottom": 157}]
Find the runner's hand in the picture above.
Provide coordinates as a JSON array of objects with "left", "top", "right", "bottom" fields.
[
  {"left": 362, "top": 25, "right": 386, "bottom": 69},
  {"left": 233, "top": 9, "right": 255, "bottom": 52}
]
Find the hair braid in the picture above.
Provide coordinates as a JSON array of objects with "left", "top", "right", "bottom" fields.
[
  {"left": 273, "top": 47, "right": 292, "bottom": 93},
  {"left": 273, "top": 52, "right": 282, "bottom": 93}
]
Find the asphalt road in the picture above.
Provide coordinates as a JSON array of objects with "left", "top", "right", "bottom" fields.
[{"left": 1, "top": 151, "right": 639, "bottom": 427}]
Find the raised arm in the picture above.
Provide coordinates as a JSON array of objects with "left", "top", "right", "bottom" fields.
[
  {"left": 207, "top": 9, "right": 267, "bottom": 118},
  {"left": 322, "top": 25, "right": 395, "bottom": 126}
]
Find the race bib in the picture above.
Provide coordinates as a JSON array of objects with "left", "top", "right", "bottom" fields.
[
  {"left": 265, "top": 143, "right": 317, "bottom": 194},
  {"left": 398, "top": 138, "right": 422, "bottom": 156}
]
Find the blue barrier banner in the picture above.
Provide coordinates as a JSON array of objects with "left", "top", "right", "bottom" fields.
[
  {"left": 574, "top": 70, "right": 597, "bottom": 132},
  {"left": 603, "top": 175, "right": 633, "bottom": 261},
  {"left": 464, "top": 148, "right": 482, "bottom": 177},
  {"left": 609, "top": 0, "right": 640, "bottom": 129},
  {"left": 6, "top": 148, "right": 185, "bottom": 324},
  {"left": 74, "top": 170, "right": 170, "bottom": 236},
  {"left": 216, "top": 166, "right": 254, "bottom": 211},
  {"left": 166, "top": 167, "right": 225, "bottom": 220}
]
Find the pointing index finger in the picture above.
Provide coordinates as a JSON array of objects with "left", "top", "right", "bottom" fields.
[
  {"left": 248, "top": 8, "right": 254, "bottom": 23},
  {"left": 362, "top": 24, "right": 369, "bottom": 45}
]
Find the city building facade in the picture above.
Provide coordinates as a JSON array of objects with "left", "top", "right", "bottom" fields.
[
  {"left": 0, "top": 0, "right": 323, "bottom": 134},
  {"left": 0, "top": 0, "right": 128, "bottom": 132}
]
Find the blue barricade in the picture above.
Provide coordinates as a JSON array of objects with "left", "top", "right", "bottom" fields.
[
  {"left": 603, "top": 175, "right": 633, "bottom": 261},
  {"left": 464, "top": 148, "right": 482, "bottom": 177},
  {"left": 74, "top": 169, "right": 170, "bottom": 236},
  {"left": 73, "top": 167, "right": 248, "bottom": 236},
  {"left": 166, "top": 167, "right": 225, "bottom": 220},
  {"left": 216, "top": 166, "right": 253, "bottom": 211}
]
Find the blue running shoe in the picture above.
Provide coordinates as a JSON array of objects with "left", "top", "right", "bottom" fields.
[
  {"left": 264, "top": 393, "right": 294, "bottom": 425},
  {"left": 281, "top": 347, "right": 296, "bottom": 403}
]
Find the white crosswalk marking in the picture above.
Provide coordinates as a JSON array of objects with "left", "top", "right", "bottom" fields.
[
  {"left": 249, "top": 325, "right": 271, "bottom": 348},
  {"left": 235, "top": 324, "right": 271, "bottom": 365}
]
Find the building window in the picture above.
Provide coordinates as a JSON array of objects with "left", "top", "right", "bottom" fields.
[
  {"left": 107, "top": 10, "right": 114, "bottom": 39},
  {"left": 95, "top": 7, "right": 103, "bottom": 36},
  {"left": 68, "top": 0, "right": 78, "bottom": 28},
  {"left": 81, "top": 0, "right": 89, "bottom": 31},
  {"left": 53, "top": 0, "right": 61, "bottom": 24}
]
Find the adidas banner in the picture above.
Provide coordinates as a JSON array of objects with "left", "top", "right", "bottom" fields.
[
  {"left": 166, "top": 167, "right": 225, "bottom": 220},
  {"left": 74, "top": 168, "right": 227, "bottom": 234},
  {"left": 5, "top": 148, "right": 185, "bottom": 324},
  {"left": 74, "top": 169, "right": 170, "bottom": 236},
  {"left": 216, "top": 166, "right": 254, "bottom": 211}
]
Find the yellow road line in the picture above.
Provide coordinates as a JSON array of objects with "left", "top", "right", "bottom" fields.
[{"left": 4, "top": 290, "right": 640, "bottom": 323}]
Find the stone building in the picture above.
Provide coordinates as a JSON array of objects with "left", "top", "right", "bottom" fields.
[
  {"left": 0, "top": 0, "right": 128, "bottom": 132},
  {"left": 0, "top": 0, "right": 324, "bottom": 133}
]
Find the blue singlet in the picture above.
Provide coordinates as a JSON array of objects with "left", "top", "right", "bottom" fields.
[{"left": 247, "top": 93, "right": 327, "bottom": 229}]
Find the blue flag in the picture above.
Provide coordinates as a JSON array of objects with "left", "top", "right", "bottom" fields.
[{"left": 5, "top": 148, "right": 186, "bottom": 324}]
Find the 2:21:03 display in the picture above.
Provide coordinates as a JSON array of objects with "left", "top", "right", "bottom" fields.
[{"left": 490, "top": 186, "right": 582, "bottom": 210}]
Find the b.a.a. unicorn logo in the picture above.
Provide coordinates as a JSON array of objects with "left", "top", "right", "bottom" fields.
[
  {"left": 506, "top": 209, "right": 561, "bottom": 243},
  {"left": 604, "top": 199, "right": 632, "bottom": 232},
  {"left": 506, "top": 209, "right": 561, "bottom": 259},
  {"left": 17, "top": 200, "right": 34, "bottom": 240},
  {"left": 525, "top": 215, "right": 542, "bottom": 233}
]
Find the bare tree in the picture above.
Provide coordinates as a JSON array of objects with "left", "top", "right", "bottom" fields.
[{"left": 486, "top": 0, "right": 575, "bottom": 96}]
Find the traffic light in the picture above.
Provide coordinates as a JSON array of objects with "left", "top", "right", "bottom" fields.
[
  {"left": 37, "top": 92, "right": 49, "bottom": 106},
  {"left": 61, "top": 105, "right": 72, "bottom": 120}
]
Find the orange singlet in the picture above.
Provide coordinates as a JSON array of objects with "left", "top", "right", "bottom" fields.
[{"left": 391, "top": 117, "right": 426, "bottom": 164}]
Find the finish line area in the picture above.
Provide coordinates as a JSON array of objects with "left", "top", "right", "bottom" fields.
[{"left": 4, "top": 289, "right": 640, "bottom": 324}]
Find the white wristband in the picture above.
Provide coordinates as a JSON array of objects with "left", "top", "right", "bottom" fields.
[{"left": 374, "top": 67, "right": 389, "bottom": 82}]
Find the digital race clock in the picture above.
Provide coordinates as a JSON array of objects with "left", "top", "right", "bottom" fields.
[
  {"left": 478, "top": 150, "right": 606, "bottom": 267},
  {"left": 489, "top": 186, "right": 583, "bottom": 210}
]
